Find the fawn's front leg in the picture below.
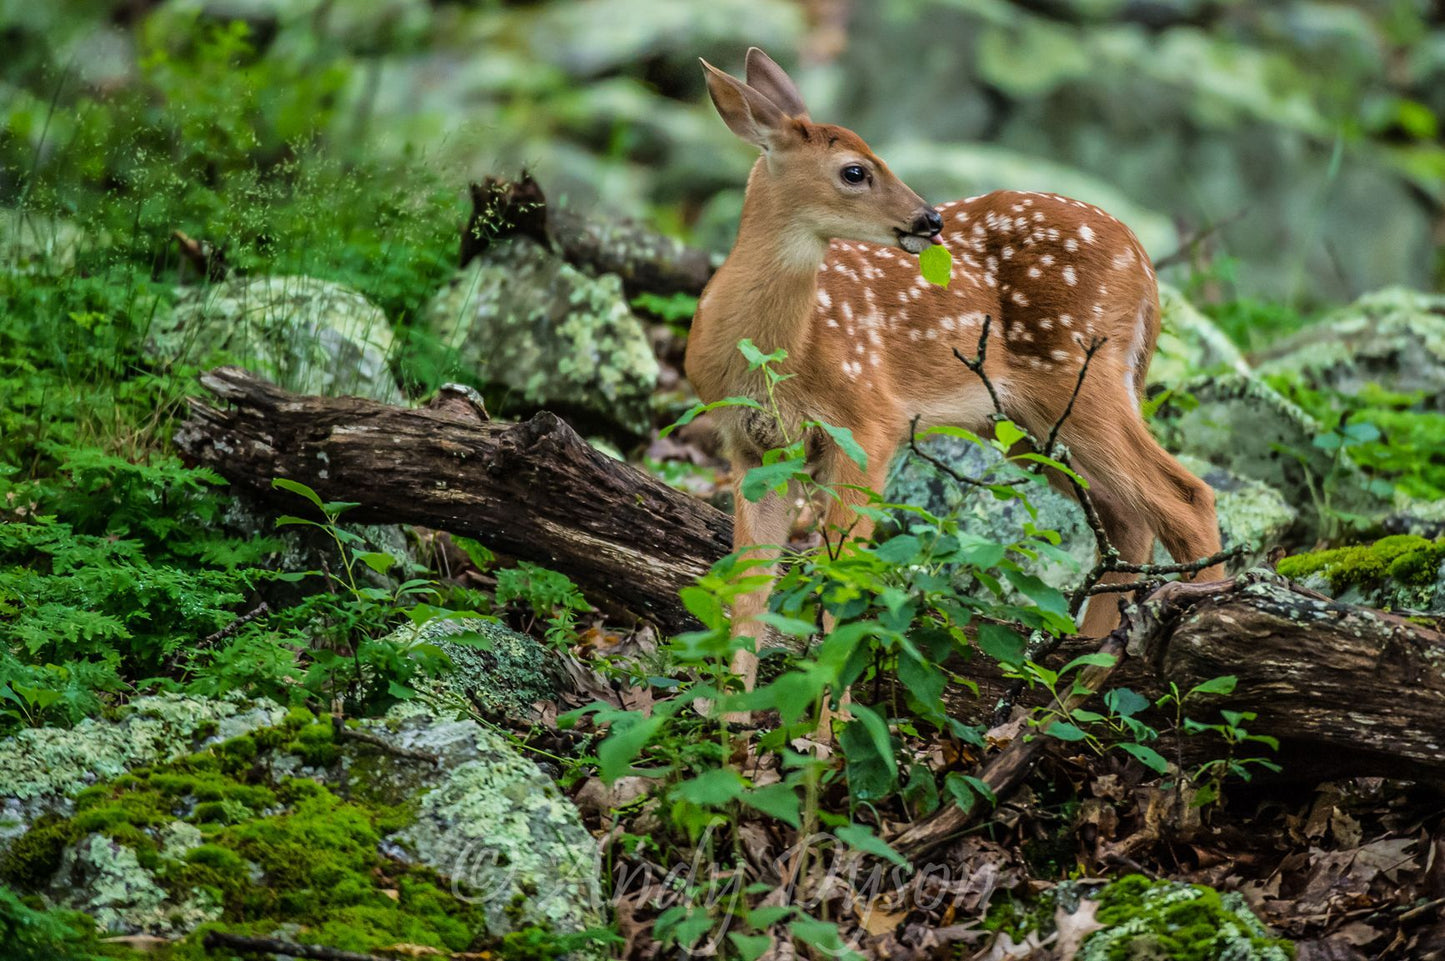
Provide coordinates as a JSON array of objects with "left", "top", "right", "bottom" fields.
[{"left": 728, "top": 477, "right": 800, "bottom": 691}]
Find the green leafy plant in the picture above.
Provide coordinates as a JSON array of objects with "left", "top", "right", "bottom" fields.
[{"left": 494, "top": 561, "right": 594, "bottom": 647}]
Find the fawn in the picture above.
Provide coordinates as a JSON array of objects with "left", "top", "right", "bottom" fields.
[{"left": 686, "top": 48, "right": 1224, "bottom": 690}]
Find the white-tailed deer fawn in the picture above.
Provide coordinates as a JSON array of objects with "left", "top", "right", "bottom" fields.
[{"left": 687, "top": 49, "right": 1224, "bottom": 690}]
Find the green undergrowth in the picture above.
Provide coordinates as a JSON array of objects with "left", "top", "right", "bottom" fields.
[
  {"left": 1276, "top": 534, "right": 1445, "bottom": 594},
  {"left": 1266, "top": 377, "right": 1445, "bottom": 501},
  {"left": 0, "top": 708, "right": 512, "bottom": 959}
]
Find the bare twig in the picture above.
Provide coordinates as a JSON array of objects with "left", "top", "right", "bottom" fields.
[
  {"left": 1079, "top": 545, "right": 1246, "bottom": 596},
  {"left": 1151, "top": 208, "right": 1247, "bottom": 271},
  {"left": 202, "top": 602, "right": 271, "bottom": 647},
  {"left": 906, "top": 414, "right": 1025, "bottom": 489},
  {"left": 951, "top": 315, "right": 1005, "bottom": 417},
  {"left": 1043, "top": 335, "right": 1107, "bottom": 459}
]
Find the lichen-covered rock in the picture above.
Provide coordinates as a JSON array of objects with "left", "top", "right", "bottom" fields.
[
  {"left": 146, "top": 275, "right": 403, "bottom": 404},
  {"left": 1147, "top": 283, "right": 1252, "bottom": 389},
  {"left": 391, "top": 617, "right": 562, "bottom": 719},
  {"left": 1256, "top": 287, "right": 1445, "bottom": 408},
  {"left": 384, "top": 702, "right": 600, "bottom": 939},
  {"left": 0, "top": 208, "right": 89, "bottom": 275},
  {"left": 1276, "top": 534, "right": 1445, "bottom": 614},
  {"left": 421, "top": 237, "right": 659, "bottom": 438},
  {"left": 0, "top": 693, "right": 285, "bottom": 829},
  {"left": 1151, "top": 371, "right": 1391, "bottom": 537},
  {"left": 0, "top": 700, "right": 602, "bottom": 953},
  {"left": 884, "top": 440, "right": 1294, "bottom": 596}
]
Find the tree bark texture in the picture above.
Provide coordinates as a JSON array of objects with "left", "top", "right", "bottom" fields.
[
  {"left": 920, "top": 575, "right": 1445, "bottom": 785},
  {"left": 173, "top": 367, "right": 732, "bottom": 633}
]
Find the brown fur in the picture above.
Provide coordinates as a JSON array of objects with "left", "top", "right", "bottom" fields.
[{"left": 689, "top": 51, "right": 1223, "bottom": 688}]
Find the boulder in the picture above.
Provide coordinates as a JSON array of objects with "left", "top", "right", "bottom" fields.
[
  {"left": 0, "top": 698, "right": 603, "bottom": 952},
  {"left": 393, "top": 616, "right": 564, "bottom": 720},
  {"left": 147, "top": 275, "right": 403, "bottom": 404},
  {"left": 419, "top": 237, "right": 659, "bottom": 439},
  {"left": 1256, "top": 287, "right": 1445, "bottom": 408},
  {"left": 884, "top": 438, "right": 1295, "bottom": 598},
  {"left": 1150, "top": 372, "right": 1391, "bottom": 539}
]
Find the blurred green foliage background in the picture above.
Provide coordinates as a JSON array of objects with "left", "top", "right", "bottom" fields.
[{"left": 1, "top": 0, "right": 1441, "bottom": 309}]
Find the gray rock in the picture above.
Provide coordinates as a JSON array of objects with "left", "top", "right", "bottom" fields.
[
  {"left": 2, "top": 698, "right": 602, "bottom": 946},
  {"left": 1256, "top": 287, "right": 1445, "bottom": 408},
  {"left": 392, "top": 617, "right": 563, "bottom": 719},
  {"left": 0, "top": 694, "right": 286, "bottom": 838},
  {"left": 147, "top": 275, "right": 403, "bottom": 404},
  {"left": 884, "top": 438, "right": 1295, "bottom": 598},
  {"left": 1148, "top": 283, "right": 1251, "bottom": 389},
  {"left": 1150, "top": 371, "right": 1391, "bottom": 537},
  {"left": 421, "top": 237, "right": 659, "bottom": 438}
]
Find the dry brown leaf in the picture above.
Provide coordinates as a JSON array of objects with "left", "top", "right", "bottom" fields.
[{"left": 1054, "top": 898, "right": 1104, "bottom": 960}]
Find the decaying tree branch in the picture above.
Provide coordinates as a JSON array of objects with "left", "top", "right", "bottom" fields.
[
  {"left": 891, "top": 571, "right": 1445, "bottom": 858},
  {"left": 173, "top": 367, "right": 732, "bottom": 633},
  {"left": 461, "top": 173, "right": 717, "bottom": 297}
]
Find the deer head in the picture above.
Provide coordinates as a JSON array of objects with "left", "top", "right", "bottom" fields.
[{"left": 700, "top": 48, "right": 943, "bottom": 256}]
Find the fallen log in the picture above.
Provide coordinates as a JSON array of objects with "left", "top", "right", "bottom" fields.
[
  {"left": 173, "top": 367, "right": 732, "bottom": 633},
  {"left": 174, "top": 371, "right": 1445, "bottom": 786}
]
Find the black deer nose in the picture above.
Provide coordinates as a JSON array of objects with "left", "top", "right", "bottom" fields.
[{"left": 914, "top": 208, "right": 943, "bottom": 235}]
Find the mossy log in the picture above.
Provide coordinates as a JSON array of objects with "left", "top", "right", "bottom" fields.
[{"left": 173, "top": 366, "right": 731, "bottom": 633}]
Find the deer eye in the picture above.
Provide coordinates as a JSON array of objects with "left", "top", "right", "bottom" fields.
[{"left": 840, "top": 164, "right": 869, "bottom": 185}]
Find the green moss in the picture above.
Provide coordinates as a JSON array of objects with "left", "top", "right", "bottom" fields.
[
  {"left": 1081, "top": 875, "right": 1292, "bottom": 961},
  {"left": 1, "top": 719, "right": 510, "bottom": 956},
  {"left": 1277, "top": 535, "right": 1445, "bottom": 593},
  {"left": 0, "top": 815, "right": 74, "bottom": 889}
]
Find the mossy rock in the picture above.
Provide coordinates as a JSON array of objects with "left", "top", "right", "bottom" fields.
[
  {"left": 0, "top": 700, "right": 604, "bottom": 954},
  {"left": 1148, "top": 283, "right": 1252, "bottom": 389},
  {"left": 417, "top": 237, "right": 659, "bottom": 440},
  {"left": 1256, "top": 287, "right": 1445, "bottom": 410},
  {"left": 884, "top": 439, "right": 1295, "bottom": 600},
  {"left": 1151, "top": 371, "right": 1391, "bottom": 540},
  {"left": 390, "top": 617, "right": 564, "bottom": 721},
  {"left": 1277, "top": 534, "right": 1445, "bottom": 613},
  {"left": 1078, "top": 875, "right": 1292, "bottom": 960},
  {"left": 146, "top": 275, "right": 403, "bottom": 404}
]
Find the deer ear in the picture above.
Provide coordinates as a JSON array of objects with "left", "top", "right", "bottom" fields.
[
  {"left": 744, "top": 47, "right": 809, "bottom": 120},
  {"left": 701, "top": 58, "right": 788, "bottom": 151}
]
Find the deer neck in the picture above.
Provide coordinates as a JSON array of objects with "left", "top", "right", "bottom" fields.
[{"left": 690, "top": 160, "right": 826, "bottom": 403}]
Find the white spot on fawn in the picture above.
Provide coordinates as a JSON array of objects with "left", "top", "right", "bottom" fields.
[
  {"left": 1028, "top": 265, "right": 1041, "bottom": 279},
  {"left": 1078, "top": 224, "right": 1096, "bottom": 243},
  {"left": 818, "top": 288, "right": 832, "bottom": 308},
  {"left": 1062, "top": 265, "right": 1078, "bottom": 286}
]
